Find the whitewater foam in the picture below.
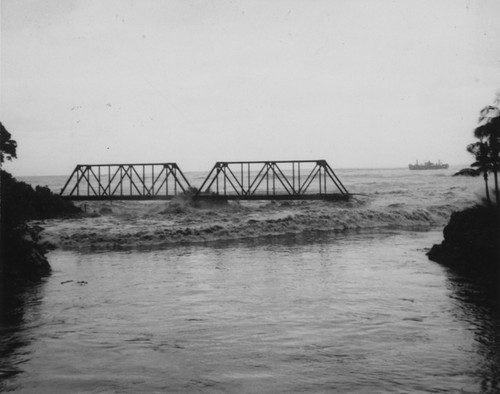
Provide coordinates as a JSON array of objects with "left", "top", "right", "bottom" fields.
[{"left": 23, "top": 167, "right": 484, "bottom": 250}]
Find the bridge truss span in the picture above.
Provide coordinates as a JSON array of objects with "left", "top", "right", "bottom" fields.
[
  {"left": 195, "top": 160, "right": 349, "bottom": 201},
  {"left": 59, "top": 163, "right": 192, "bottom": 200}
]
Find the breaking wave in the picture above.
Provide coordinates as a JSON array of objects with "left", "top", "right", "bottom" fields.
[
  {"left": 28, "top": 167, "right": 483, "bottom": 250},
  {"left": 40, "top": 196, "right": 475, "bottom": 251}
]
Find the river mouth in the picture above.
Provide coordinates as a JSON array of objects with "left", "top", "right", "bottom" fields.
[{"left": 1, "top": 230, "right": 499, "bottom": 393}]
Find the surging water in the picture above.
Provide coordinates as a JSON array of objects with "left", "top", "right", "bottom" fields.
[{"left": 1, "top": 230, "right": 499, "bottom": 393}]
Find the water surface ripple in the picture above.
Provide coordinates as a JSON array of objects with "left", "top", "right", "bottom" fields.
[{"left": 1, "top": 230, "right": 499, "bottom": 393}]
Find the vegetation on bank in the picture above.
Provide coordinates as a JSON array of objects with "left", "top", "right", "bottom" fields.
[
  {"left": 0, "top": 123, "right": 81, "bottom": 282},
  {"left": 429, "top": 95, "right": 500, "bottom": 296},
  {"left": 466, "top": 100, "right": 500, "bottom": 206}
]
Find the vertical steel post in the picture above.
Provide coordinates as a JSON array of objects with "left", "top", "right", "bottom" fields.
[
  {"left": 143, "top": 165, "right": 145, "bottom": 195},
  {"left": 241, "top": 162, "right": 244, "bottom": 195},
  {"left": 223, "top": 165, "right": 227, "bottom": 195},
  {"left": 298, "top": 162, "right": 301, "bottom": 194},
  {"left": 266, "top": 163, "right": 269, "bottom": 195},
  {"left": 216, "top": 167, "right": 219, "bottom": 194},
  {"left": 272, "top": 163, "right": 275, "bottom": 195},
  {"left": 165, "top": 165, "right": 169, "bottom": 196},
  {"left": 324, "top": 166, "right": 327, "bottom": 194},
  {"left": 174, "top": 166, "right": 178, "bottom": 195},
  {"left": 77, "top": 167, "right": 80, "bottom": 197},
  {"left": 152, "top": 165, "right": 155, "bottom": 195},
  {"left": 129, "top": 166, "right": 132, "bottom": 196},
  {"left": 319, "top": 165, "right": 322, "bottom": 194}
]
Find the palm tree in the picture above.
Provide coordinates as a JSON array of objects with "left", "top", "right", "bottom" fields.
[
  {"left": 473, "top": 106, "right": 500, "bottom": 206},
  {"left": 467, "top": 141, "right": 492, "bottom": 205}
]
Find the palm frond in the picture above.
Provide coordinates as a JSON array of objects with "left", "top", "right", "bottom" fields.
[{"left": 478, "top": 105, "right": 499, "bottom": 123}]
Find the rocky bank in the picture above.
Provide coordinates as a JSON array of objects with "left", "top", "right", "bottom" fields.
[
  {"left": 0, "top": 170, "right": 81, "bottom": 283},
  {"left": 427, "top": 206, "right": 500, "bottom": 296}
]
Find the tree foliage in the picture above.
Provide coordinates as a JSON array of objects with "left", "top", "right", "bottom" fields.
[
  {"left": 467, "top": 141, "right": 492, "bottom": 204},
  {"left": 0, "top": 122, "right": 18, "bottom": 164},
  {"left": 468, "top": 100, "right": 500, "bottom": 206},
  {"left": 0, "top": 125, "right": 81, "bottom": 282}
]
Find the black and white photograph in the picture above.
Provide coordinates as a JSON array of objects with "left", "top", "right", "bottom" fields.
[{"left": 1, "top": 0, "right": 499, "bottom": 392}]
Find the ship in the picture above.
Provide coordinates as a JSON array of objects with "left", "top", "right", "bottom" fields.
[{"left": 408, "top": 160, "right": 449, "bottom": 170}]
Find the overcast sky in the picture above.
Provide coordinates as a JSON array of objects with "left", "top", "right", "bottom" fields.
[{"left": 1, "top": 0, "right": 499, "bottom": 176}]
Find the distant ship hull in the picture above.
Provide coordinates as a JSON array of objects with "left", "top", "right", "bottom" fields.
[{"left": 409, "top": 161, "right": 449, "bottom": 170}]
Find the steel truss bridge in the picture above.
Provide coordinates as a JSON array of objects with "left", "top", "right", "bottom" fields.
[
  {"left": 60, "top": 160, "right": 350, "bottom": 201},
  {"left": 59, "top": 163, "right": 191, "bottom": 200},
  {"left": 195, "top": 160, "right": 349, "bottom": 201}
]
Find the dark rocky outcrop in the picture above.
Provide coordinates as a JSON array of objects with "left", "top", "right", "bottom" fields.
[
  {"left": 453, "top": 168, "right": 480, "bottom": 177},
  {"left": 0, "top": 170, "right": 81, "bottom": 283},
  {"left": 2, "top": 224, "right": 53, "bottom": 280},
  {"left": 428, "top": 206, "right": 500, "bottom": 295}
]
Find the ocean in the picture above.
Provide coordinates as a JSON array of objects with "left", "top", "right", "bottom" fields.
[{"left": 1, "top": 166, "right": 499, "bottom": 392}]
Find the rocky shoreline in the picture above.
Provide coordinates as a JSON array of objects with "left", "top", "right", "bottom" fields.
[
  {"left": 2, "top": 223, "right": 53, "bottom": 281},
  {"left": 0, "top": 170, "right": 81, "bottom": 283},
  {"left": 427, "top": 205, "right": 500, "bottom": 297}
]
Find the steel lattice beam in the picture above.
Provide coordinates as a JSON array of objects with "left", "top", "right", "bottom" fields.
[
  {"left": 60, "top": 160, "right": 350, "bottom": 201},
  {"left": 195, "top": 160, "right": 349, "bottom": 201},
  {"left": 60, "top": 163, "right": 192, "bottom": 200}
]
